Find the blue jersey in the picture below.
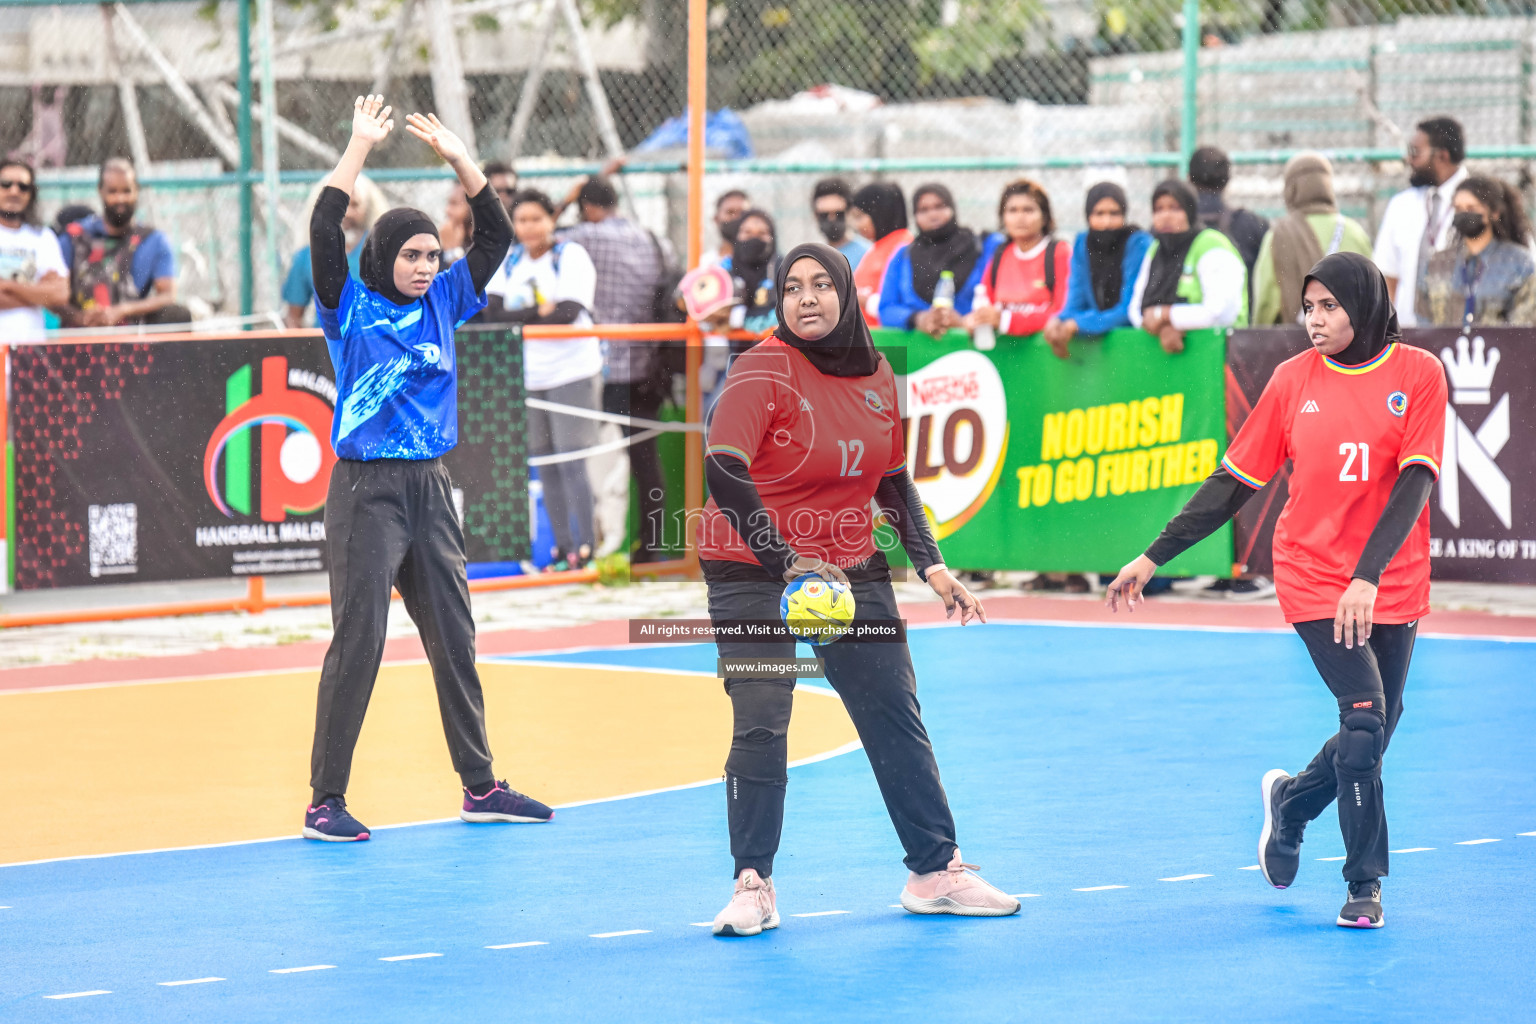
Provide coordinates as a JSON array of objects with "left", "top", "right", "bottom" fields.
[{"left": 316, "top": 258, "right": 487, "bottom": 461}]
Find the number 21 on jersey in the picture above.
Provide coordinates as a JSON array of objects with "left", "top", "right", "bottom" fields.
[{"left": 1339, "top": 442, "right": 1370, "bottom": 482}]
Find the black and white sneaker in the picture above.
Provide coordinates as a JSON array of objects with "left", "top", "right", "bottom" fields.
[
  {"left": 1337, "top": 879, "right": 1384, "bottom": 928},
  {"left": 1258, "top": 768, "right": 1305, "bottom": 889}
]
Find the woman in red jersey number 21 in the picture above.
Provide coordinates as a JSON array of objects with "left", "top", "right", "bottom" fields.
[
  {"left": 698, "top": 242, "right": 1021, "bottom": 937},
  {"left": 1106, "top": 252, "right": 1447, "bottom": 931}
]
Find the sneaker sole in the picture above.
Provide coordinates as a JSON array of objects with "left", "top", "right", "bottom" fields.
[
  {"left": 301, "top": 826, "right": 369, "bottom": 842},
  {"left": 1336, "top": 913, "right": 1385, "bottom": 929},
  {"left": 712, "top": 911, "right": 780, "bottom": 937},
  {"left": 459, "top": 811, "right": 555, "bottom": 823},
  {"left": 899, "top": 892, "right": 1021, "bottom": 917},
  {"left": 1258, "top": 768, "right": 1290, "bottom": 889}
]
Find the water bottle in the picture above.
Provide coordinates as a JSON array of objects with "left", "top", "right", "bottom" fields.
[
  {"left": 973, "top": 320, "right": 996, "bottom": 352},
  {"left": 932, "top": 270, "right": 956, "bottom": 310}
]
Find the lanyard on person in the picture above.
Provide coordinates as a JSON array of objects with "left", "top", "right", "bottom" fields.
[{"left": 1462, "top": 252, "right": 1484, "bottom": 330}]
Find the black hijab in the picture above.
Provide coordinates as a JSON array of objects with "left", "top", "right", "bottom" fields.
[
  {"left": 359, "top": 206, "right": 440, "bottom": 305},
  {"left": 850, "top": 182, "right": 908, "bottom": 241},
  {"left": 774, "top": 243, "right": 881, "bottom": 378},
  {"left": 1142, "top": 179, "right": 1202, "bottom": 309},
  {"left": 1303, "top": 251, "right": 1399, "bottom": 366},
  {"left": 1084, "top": 182, "right": 1137, "bottom": 311},
  {"left": 908, "top": 183, "right": 980, "bottom": 304}
]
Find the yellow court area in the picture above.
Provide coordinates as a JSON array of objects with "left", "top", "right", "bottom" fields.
[{"left": 0, "top": 661, "right": 859, "bottom": 866}]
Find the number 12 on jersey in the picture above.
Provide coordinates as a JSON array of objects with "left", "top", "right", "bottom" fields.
[
  {"left": 837, "top": 439, "right": 865, "bottom": 477},
  {"left": 1339, "top": 442, "right": 1370, "bottom": 482}
]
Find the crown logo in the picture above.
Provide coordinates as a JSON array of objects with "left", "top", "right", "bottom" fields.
[{"left": 1440, "top": 334, "right": 1500, "bottom": 405}]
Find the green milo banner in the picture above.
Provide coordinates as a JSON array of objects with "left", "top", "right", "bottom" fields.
[{"left": 873, "top": 327, "right": 1233, "bottom": 576}]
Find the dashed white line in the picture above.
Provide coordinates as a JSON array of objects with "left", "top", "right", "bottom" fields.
[
  {"left": 791, "top": 910, "right": 848, "bottom": 918},
  {"left": 485, "top": 941, "right": 547, "bottom": 949},
  {"left": 44, "top": 991, "right": 111, "bottom": 1000},
  {"left": 1456, "top": 838, "right": 1500, "bottom": 845},
  {"left": 1073, "top": 885, "right": 1127, "bottom": 892},
  {"left": 379, "top": 953, "right": 441, "bottom": 961},
  {"left": 1009, "top": 893, "right": 1042, "bottom": 899},
  {"left": 1316, "top": 856, "right": 1347, "bottom": 862},
  {"left": 1392, "top": 847, "right": 1435, "bottom": 853},
  {"left": 1520, "top": 832, "right": 1536, "bottom": 837},
  {"left": 158, "top": 978, "right": 224, "bottom": 987},
  {"left": 590, "top": 929, "right": 650, "bottom": 939},
  {"left": 269, "top": 965, "right": 335, "bottom": 974},
  {"left": 1159, "top": 874, "right": 1212, "bottom": 882},
  {"left": 1239, "top": 865, "right": 1261, "bottom": 871},
  {"left": 689, "top": 922, "right": 714, "bottom": 927}
]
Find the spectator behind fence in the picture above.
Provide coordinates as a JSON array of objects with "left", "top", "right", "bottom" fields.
[
  {"left": 879, "top": 183, "right": 982, "bottom": 337},
  {"left": 849, "top": 182, "right": 910, "bottom": 325},
  {"left": 720, "top": 209, "right": 780, "bottom": 335},
  {"left": 1416, "top": 176, "right": 1536, "bottom": 328},
  {"left": 1252, "top": 152, "right": 1373, "bottom": 325},
  {"left": 705, "top": 189, "right": 750, "bottom": 268},
  {"left": 439, "top": 184, "right": 472, "bottom": 267},
  {"left": 0, "top": 158, "right": 68, "bottom": 343},
  {"left": 1131, "top": 179, "right": 1247, "bottom": 354},
  {"left": 57, "top": 157, "right": 186, "bottom": 328},
  {"left": 1188, "top": 146, "right": 1267, "bottom": 285},
  {"left": 482, "top": 160, "right": 519, "bottom": 218},
  {"left": 1046, "top": 182, "right": 1151, "bottom": 356},
  {"left": 283, "top": 176, "right": 384, "bottom": 327},
  {"left": 964, "top": 178, "right": 1071, "bottom": 348},
  {"left": 559, "top": 176, "right": 671, "bottom": 562},
  {"left": 811, "top": 177, "right": 871, "bottom": 269},
  {"left": 478, "top": 187, "right": 601, "bottom": 571},
  {"left": 1374, "top": 116, "right": 1468, "bottom": 326}
]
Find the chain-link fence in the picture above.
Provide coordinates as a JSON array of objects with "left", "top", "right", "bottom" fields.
[{"left": 4, "top": 0, "right": 1535, "bottom": 318}]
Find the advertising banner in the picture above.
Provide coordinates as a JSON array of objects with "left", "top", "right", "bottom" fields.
[
  {"left": 872, "top": 327, "right": 1232, "bottom": 576},
  {"left": 1229, "top": 327, "right": 1536, "bottom": 585},
  {"left": 7, "top": 327, "right": 528, "bottom": 589}
]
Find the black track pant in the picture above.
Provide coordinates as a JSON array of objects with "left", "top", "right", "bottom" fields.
[
  {"left": 602, "top": 380, "right": 666, "bottom": 559},
  {"left": 706, "top": 575, "right": 957, "bottom": 879},
  {"left": 309, "top": 457, "right": 496, "bottom": 801},
  {"left": 1278, "top": 618, "right": 1418, "bottom": 883}
]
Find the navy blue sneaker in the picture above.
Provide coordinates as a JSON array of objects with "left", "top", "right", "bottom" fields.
[
  {"left": 303, "top": 798, "right": 370, "bottom": 842},
  {"left": 461, "top": 781, "right": 554, "bottom": 823}
]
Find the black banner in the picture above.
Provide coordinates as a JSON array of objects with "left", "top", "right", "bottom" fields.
[
  {"left": 1227, "top": 327, "right": 1536, "bottom": 585},
  {"left": 9, "top": 327, "right": 528, "bottom": 589}
]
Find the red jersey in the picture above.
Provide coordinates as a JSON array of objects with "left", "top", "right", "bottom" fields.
[
  {"left": 854, "top": 230, "right": 912, "bottom": 327},
  {"left": 973, "top": 237, "right": 1071, "bottom": 337},
  {"left": 700, "top": 337, "right": 905, "bottom": 569},
  {"left": 1221, "top": 342, "right": 1447, "bottom": 623}
]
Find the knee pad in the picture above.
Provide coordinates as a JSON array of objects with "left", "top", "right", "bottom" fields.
[
  {"left": 726, "top": 685, "right": 792, "bottom": 783},
  {"left": 1336, "top": 692, "right": 1387, "bottom": 777}
]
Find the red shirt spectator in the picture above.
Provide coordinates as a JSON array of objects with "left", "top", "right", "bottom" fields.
[{"left": 972, "top": 236, "right": 1071, "bottom": 336}]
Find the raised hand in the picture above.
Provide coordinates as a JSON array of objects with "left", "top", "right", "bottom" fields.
[
  {"left": 406, "top": 113, "right": 470, "bottom": 166},
  {"left": 350, "top": 94, "right": 394, "bottom": 147}
]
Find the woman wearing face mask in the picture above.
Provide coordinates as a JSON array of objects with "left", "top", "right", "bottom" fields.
[
  {"left": 304, "top": 96, "right": 552, "bottom": 843},
  {"left": 721, "top": 209, "right": 780, "bottom": 336},
  {"left": 1130, "top": 179, "right": 1248, "bottom": 354},
  {"left": 849, "top": 182, "right": 911, "bottom": 325},
  {"left": 964, "top": 178, "right": 1073, "bottom": 349},
  {"left": 1107, "top": 252, "right": 1447, "bottom": 931},
  {"left": 700, "top": 242, "right": 1018, "bottom": 937},
  {"left": 878, "top": 183, "right": 982, "bottom": 338},
  {"left": 1045, "top": 183, "right": 1153, "bottom": 358},
  {"left": 1416, "top": 176, "right": 1536, "bottom": 327}
]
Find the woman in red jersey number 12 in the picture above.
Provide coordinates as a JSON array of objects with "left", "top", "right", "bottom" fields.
[
  {"left": 1106, "top": 252, "right": 1447, "bottom": 930},
  {"left": 697, "top": 242, "right": 1020, "bottom": 937}
]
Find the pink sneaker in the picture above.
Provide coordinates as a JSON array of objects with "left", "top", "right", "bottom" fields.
[
  {"left": 711, "top": 868, "right": 780, "bottom": 937},
  {"left": 900, "top": 850, "right": 1020, "bottom": 917}
]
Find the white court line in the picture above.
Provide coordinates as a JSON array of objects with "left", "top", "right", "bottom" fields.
[
  {"left": 1010, "top": 893, "right": 1042, "bottom": 899},
  {"left": 158, "top": 977, "right": 224, "bottom": 987},
  {"left": 791, "top": 910, "right": 848, "bottom": 918},
  {"left": 1520, "top": 832, "right": 1536, "bottom": 837},
  {"left": 1239, "top": 865, "right": 1261, "bottom": 870},
  {"left": 1392, "top": 847, "right": 1435, "bottom": 853},
  {"left": 485, "top": 941, "right": 546, "bottom": 949},
  {"left": 591, "top": 930, "right": 651, "bottom": 939},
  {"left": 44, "top": 990, "right": 111, "bottom": 999},
  {"left": 269, "top": 965, "right": 335, "bottom": 974},
  {"left": 379, "top": 953, "right": 440, "bottom": 961},
  {"left": 1159, "top": 874, "right": 1212, "bottom": 882},
  {"left": 1456, "top": 838, "right": 1500, "bottom": 845},
  {"left": 689, "top": 922, "right": 714, "bottom": 927},
  {"left": 1073, "top": 885, "right": 1127, "bottom": 892},
  {"left": 1316, "top": 856, "right": 1347, "bottom": 861}
]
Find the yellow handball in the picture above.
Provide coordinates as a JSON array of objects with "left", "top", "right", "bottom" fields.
[{"left": 779, "top": 573, "right": 856, "bottom": 645}]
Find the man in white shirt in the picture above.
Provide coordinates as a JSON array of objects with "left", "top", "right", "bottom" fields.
[
  {"left": 1372, "top": 117, "right": 1467, "bottom": 326},
  {"left": 0, "top": 159, "right": 68, "bottom": 342}
]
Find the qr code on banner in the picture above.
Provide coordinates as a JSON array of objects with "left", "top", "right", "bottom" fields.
[{"left": 88, "top": 503, "right": 138, "bottom": 578}]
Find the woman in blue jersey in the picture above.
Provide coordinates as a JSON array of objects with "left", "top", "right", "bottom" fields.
[{"left": 302, "top": 95, "right": 554, "bottom": 842}]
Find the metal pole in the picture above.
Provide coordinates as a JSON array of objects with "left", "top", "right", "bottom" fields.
[
  {"left": 507, "top": 0, "right": 560, "bottom": 162},
  {"left": 238, "top": 0, "right": 253, "bottom": 317},
  {"left": 1180, "top": 0, "right": 1199, "bottom": 174},
  {"left": 256, "top": 0, "right": 282, "bottom": 310},
  {"left": 683, "top": 0, "right": 705, "bottom": 574},
  {"left": 424, "top": 0, "right": 478, "bottom": 159}
]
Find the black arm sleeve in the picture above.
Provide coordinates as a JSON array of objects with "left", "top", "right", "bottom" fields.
[
  {"left": 539, "top": 300, "right": 586, "bottom": 325},
  {"left": 473, "top": 297, "right": 585, "bottom": 326},
  {"left": 704, "top": 453, "right": 796, "bottom": 579},
  {"left": 309, "top": 186, "right": 352, "bottom": 310},
  {"left": 1351, "top": 464, "right": 1436, "bottom": 585},
  {"left": 874, "top": 470, "right": 944, "bottom": 581},
  {"left": 463, "top": 184, "right": 514, "bottom": 294},
  {"left": 1144, "top": 468, "right": 1258, "bottom": 566}
]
